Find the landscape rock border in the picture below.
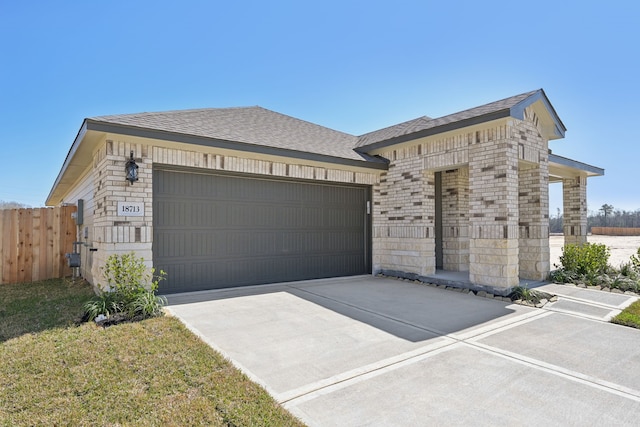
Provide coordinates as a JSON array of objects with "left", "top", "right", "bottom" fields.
[
  {"left": 377, "top": 274, "right": 558, "bottom": 308},
  {"left": 551, "top": 281, "right": 640, "bottom": 297}
]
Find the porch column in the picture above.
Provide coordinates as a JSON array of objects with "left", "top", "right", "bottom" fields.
[
  {"left": 468, "top": 137, "right": 519, "bottom": 289},
  {"left": 563, "top": 175, "right": 588, "bottom": 246},
  {"left": 518, "top": 163, "right": 550, "bottom": 280},
  {"left": 372, "top": 162, "right": 436, "bottom": 278}
]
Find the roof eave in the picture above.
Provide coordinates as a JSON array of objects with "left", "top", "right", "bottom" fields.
[
  {"left": 356, "top": 109, "right": 513, "bottom": 153},
  {"left": 549, "top": 153, "right": 604, "bottom": 178},
  {"left": 45, "top": 121, "right": 89, "bottom": 206},
  {"left": 87, "top": 120, "right": 387, "bottom": 169},
  {"left": 510, "top": 89, "right": 566, "bottom": 139}
]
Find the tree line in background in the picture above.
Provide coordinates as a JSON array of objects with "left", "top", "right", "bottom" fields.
[
  {"left": 550, "top": 204, "right": 640, "bottom": 233},
  {"left": 0, "top": 200, "right": 31, "bottom": 209}
]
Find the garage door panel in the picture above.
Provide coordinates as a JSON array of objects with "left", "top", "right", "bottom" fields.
[
  {"left": 154, "top": 169, "right": 370, "bottom": 293},
  {"left": 155, "top": 231, "right": 187, "bottom": 258}
]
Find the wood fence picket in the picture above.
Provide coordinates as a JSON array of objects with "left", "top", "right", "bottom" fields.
[{"left": 0, "top": 206, "right": 77, "bottom": 284}]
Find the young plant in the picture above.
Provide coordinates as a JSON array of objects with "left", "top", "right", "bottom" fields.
[
  {"left": 508, "top": 285, "right": 546, "bottom": 304},
  {"left": 83, "top": 291, "right": 122, "bottom": 320},
  {"left": 84, "top": 252, "right": 166, "bottom": 322},
  {"left": 129, "top": 291, "right": 168, "bottom": 319}
]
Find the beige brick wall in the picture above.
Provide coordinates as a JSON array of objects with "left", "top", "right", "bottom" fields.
[
  {"left": 371, "top": 115, "right": 554, "bottom": 288},
  {"left": 61, "top": 165, "right": 95, "bottom": 283},
  {"left": 89, "top": 140, "right": 154, "bottom": 287}
]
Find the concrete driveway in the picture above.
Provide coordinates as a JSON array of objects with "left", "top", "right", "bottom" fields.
[{"left": 166, "top": 276, "right": 640, "bottom": 426}]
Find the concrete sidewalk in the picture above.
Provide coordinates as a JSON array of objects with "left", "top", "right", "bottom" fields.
[
  {"left": 535, "top": 282, "right": 638, "bottom": 321},
  {"left": 167, "top": 276, "right": 640, "bottom": 426}
]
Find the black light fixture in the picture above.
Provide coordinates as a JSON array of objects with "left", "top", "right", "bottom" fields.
[{"left": 125, "top": 151, "right": 138, "bottom": 185}]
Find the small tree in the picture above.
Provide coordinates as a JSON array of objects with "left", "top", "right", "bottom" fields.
[{"left": 600, "top": 204, "right": 614, "bottom": 227}]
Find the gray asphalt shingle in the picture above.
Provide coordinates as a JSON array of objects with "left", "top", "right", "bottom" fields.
[
  {"left": 89, "top": 90, "right": 543, "bottom": 161},
  {"left": 90, "top": 106, "right": 365, "bottom": 162},
  {"left": 356, "top": 90, "right": 540, "bottom": 148}
]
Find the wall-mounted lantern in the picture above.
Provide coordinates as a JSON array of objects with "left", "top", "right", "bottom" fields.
[{"left": 125, "top": 151, "right": 138, "bottom": 185}]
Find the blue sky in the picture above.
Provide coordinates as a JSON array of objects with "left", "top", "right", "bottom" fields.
[{"left": 0, "top": 0, "right": 638, "bottom": 214}]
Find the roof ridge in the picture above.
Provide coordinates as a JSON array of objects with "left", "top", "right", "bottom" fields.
[
  {"left": 251, "top": 107, "right": 358, "bottom": 139},
  {"left": 440, "top": 89, "right": 540, "bottom": 118},
  {"left": 356, "top": 89, "right": 542, "bottom": 148},
  {"left": 358, "top": 114, "right": 432, "bottom": 138},
  {"left": 90, "top": 105, "right": 264, "bottom": 120}
]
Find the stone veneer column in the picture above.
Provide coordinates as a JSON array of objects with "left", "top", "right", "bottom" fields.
[
  {"left": 468, "top": 134, "right": 519, "bottom": 289},
  {"left": 518, "top": 163, "right": 550, "bottom": 280},
  {"left": 441, "top": 168, "right": 469, "bottom": 271},
  {"left": 563, "top": 176, "right": 588, "bottom": 246}
]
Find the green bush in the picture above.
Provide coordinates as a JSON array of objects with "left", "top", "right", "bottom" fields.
[
  {"left": 551, "top": 243, "right": 640, "bottom": 292},
  {"left": 611, "top": 275, "right": 639, "bottom": 293},
  {"left": 619, "top": 262, "right": 636, "bottom": 277},
  {"left": 84, "top": 253, "right": 167, "bottom": 322},
  {"left": 559, "top": 243, "right": 610, "bottom": 277},
  {"left": 630, "top": 247, "right": 640, "bottom": 273}
]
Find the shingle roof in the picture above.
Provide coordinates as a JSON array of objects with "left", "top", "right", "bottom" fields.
[
  {"left": 357, "top": 89, "right": 541, "bottom": 148},
  {"left": 87, "top": 89, "right": 557, "bottom": 163},
  {"left": 89, "top": 106, "right": 370, "bottom": 162}
]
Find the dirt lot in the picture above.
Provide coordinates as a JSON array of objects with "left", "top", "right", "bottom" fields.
[{"left": 550, "top": 235, "right": 640, "bottom": 269}]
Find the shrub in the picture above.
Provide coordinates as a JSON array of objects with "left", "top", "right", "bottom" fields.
[
  {"left": 630, "top": 247, "right": 640, "bottom": 273},
  {"left": 548, "top": 269, "right": 575, "bottom": 284},
  {"left": 559, "top": 243, "right": 610, "bottom": 277},
  {"left": 619, "top": 262, "right": 636, "bottom": 278},
  {"left": 84, "top": 253, "right": 166, "bottom": 322}
]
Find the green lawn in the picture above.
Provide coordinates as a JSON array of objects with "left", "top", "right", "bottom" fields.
[
  {"left": 0, "top": 279, "right": 304, "bottom": 426},
  {"left": 612, "top": 300, "right": 640, "bottom": 329}
]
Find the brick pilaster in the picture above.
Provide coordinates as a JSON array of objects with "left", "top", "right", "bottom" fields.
[
  {"left": 563, "top": 176, "right": 588, "bottom": 246},
  {"left": 519, "top": 163, "right": 550, "bottom": 280},
  {"left": 468, "top": 129, "right": 520, "bottom": 288}
]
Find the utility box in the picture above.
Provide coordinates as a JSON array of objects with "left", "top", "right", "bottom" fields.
[
  {"left": 75, "top": 199, "right": 84, "bottom": 225},
  {"left": 66, "top": 241, "right": 82, "bottom": 268},
  {"left": 65, "top": 252, "right": 81, "bottom": 268}
]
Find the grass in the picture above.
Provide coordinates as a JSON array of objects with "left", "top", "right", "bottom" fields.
[
  {"left": 0, "top": 279, "right": 305, "bottom": 426},
  {"left": 612, "top": 300, "right": 640, "bottom": 329},
  {"left": 0, "top": 278, "right": 94, "bottom": 341}
]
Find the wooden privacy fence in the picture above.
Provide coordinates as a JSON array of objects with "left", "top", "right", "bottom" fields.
[
  {"left": 0, "top": 206, "right": 77, "bottom": 285},
  {"left": 591, "top": 227, "right": 640, "bottom": 236}
]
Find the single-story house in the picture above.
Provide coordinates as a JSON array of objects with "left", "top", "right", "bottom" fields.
[{"left": 46, "top": 89, "right": 603, "bottom": 294}]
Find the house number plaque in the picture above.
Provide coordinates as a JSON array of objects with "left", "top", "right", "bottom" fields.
[{"left": 117, "top": 201, "right": 144, "bottom": 217}]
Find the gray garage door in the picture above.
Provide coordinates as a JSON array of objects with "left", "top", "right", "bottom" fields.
[{"left": 153, "top": 168, "right": 371, "bottom": 293}]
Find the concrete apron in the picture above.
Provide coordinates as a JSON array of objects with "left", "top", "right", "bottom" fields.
[{"left": 166, "top": 276, "right": 640, "bottom": 426}]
